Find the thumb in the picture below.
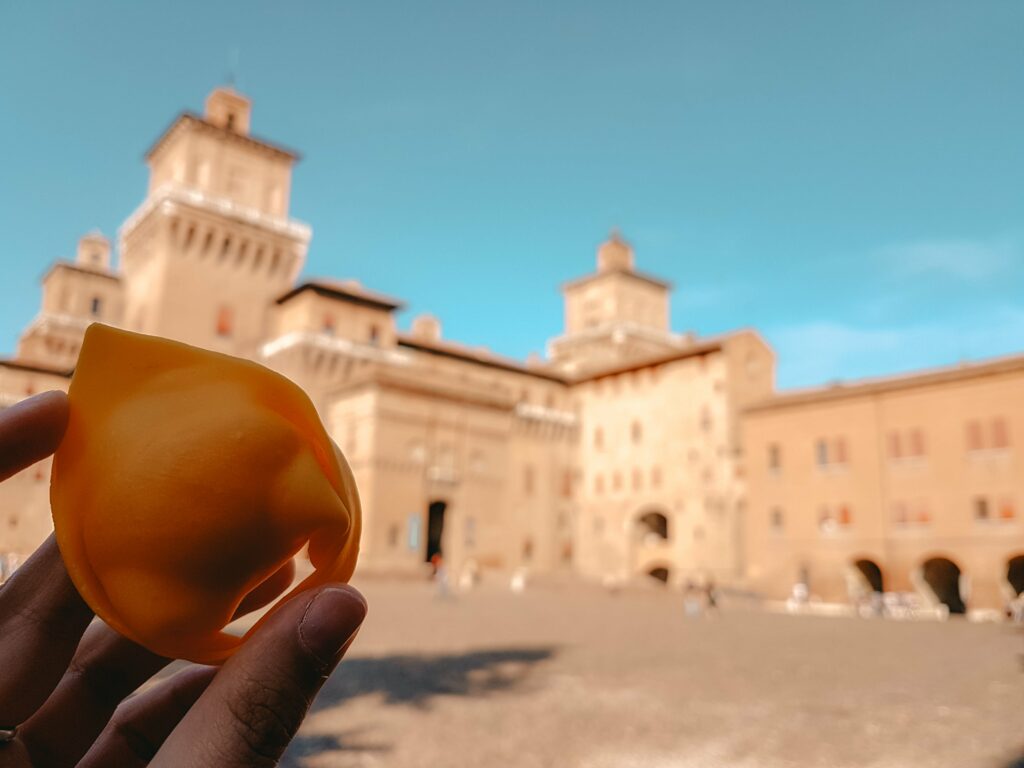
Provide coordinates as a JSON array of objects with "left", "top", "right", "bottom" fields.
[{"left": 151, "top": 584, "right": 367, "bottom": 768}]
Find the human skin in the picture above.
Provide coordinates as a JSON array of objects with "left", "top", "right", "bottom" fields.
[{"left": 0, "top": 391, "right": 368, "bottom": 767}]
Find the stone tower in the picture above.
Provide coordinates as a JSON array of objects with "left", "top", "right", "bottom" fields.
[
  {"left": 547, "top": 231, "right": 683, "bottom": 375},
  {"left": 16, "top": 232, "right": 122, "bottom": 369},
  {"left": 118, "top": 86, "right": 311, "bottom": 358}
]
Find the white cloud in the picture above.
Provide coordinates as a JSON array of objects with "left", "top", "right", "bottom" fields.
[
  {"left": 878, "top": 237, "right": 1018, "bottom": 281},
  {"left": 768, "top": 306, "right": 1024, "bottom": 389}
]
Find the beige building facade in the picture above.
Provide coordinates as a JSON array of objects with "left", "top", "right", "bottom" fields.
[
  {"left": 1, "top": 86, "right": 1020, "bottom": 613},
  {"left": 744, "top": 358, "right": 1024, "bottom": 613}
]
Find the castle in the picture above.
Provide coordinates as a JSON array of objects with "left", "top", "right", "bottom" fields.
[{"left": 1, "top": 87, "right": 1021, "bottom": 614}]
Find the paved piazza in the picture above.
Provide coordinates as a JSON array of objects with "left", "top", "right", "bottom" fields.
[{"left": 273, "top": 578, "right": 1024, "bottom": 768}]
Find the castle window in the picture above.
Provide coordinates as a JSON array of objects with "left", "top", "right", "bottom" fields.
[
  {"left": 815, "top": 439, "right": 829, "bottom": 467},
  {"left": 226, "top": 112, "right": 236, "bottom": 131},
  {"left": 216, "top": 305, "right": 234, "bottom": 337},
  {"left": 560, "top": 469, "right": 573, "bottom": 498},
  {"left": 387, "top": 524, "right": 400, "bottom": 548},
  {"left": 966, "top": 420, "right": 984, "bottom": 452},
  {"left": 369, "top": 325, "right": 380, "bottom": 345},
  {"left": 992, "top": 417, "right": 1010, "bottom": 449},
  {"left": 699, "top": 406, "right": 711, "bottom": 432},
  {"left": 914, "top": 502, "right": 931, "bottom": 525},
  {"left": 817, "top": 506, "right": 834, "bottom": 534},
  {"left": 909, "top": 429, "right": 925, "bottom": 457},
  {"left": 90, "top": 297, "right": 102, "bottom": 317},
  {"left": 631, "top": 420, "right": 642, "bottom": 444},
  {"left": 770, "top": 507, "right": 784, "bottom": 532},
  {"left": 323, "top": 315, "right": 335, "bottom": 335},
  {"left": 974, "top": 496, "right": 990, "bottom": 521},
  {"left": 768, "top": 443, "right": 781, "bottom": 472},
  {"left": 833, "top": 438, "right": 848, "bottom": 465},
  {"left": 999, "top": 498, "right": 1016, "bottom": 521},
  {"left": 651, "top": 466, "right": 662, "bottom": 488},
  {"left": 893, "top": 502, "right": 908, "bottom": 526},
  {"left": 612, "top": 471, "right": 622, "bottom": 492}
]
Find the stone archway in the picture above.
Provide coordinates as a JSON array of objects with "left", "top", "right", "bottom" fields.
[
  {"left": 853, "top": 558, "right": 884, "bottom": 593},
  {"left": 1007, "top": 555, "right": 1024, "bottom": 596},
  {"left": 921, "top": 556, "right": 967, "bottom": 615},
  {"left": 635, "top": 510, "right": 669, "bottom": 541},
  {"left": 647, "top": 565, "right": 670, "bottom": 584}
]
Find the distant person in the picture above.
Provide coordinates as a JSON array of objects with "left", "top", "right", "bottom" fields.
[
  {"left": 787, "top": 581, "right": 810, "bottom": 613},
  {"left": 683, "top": 580, "right": 702, "bottom": 618},
  {"left": 1010, "top": 593, "right": 1024, "bottom": 624},
  {"left": 510, "top": 567, "right": 527, "bottom": 594},
  {"left": 458, "top": 558, "right": 480, "bottom": 592},
  {"left": 433, "top": 554, "right": 451, "bottom": 599},
  {"left": 704, "top": 579, "right": 719, "bottom": 616}
]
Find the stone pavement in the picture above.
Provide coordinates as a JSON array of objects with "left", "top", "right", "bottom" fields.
[{"left": 278, "top": 578, "right": 1024, "bottom": 768}]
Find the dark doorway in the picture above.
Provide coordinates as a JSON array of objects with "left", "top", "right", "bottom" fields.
[
  {"left": 425, "top": 500, "right": 446, "bottom": 563},
  {"left": 648, "top": 566, "right": 670, "bottom": 584},
  {"left": 922, "top": 557, "right": 966, "bottom": 614},
  {"left": 1007, "top": 555, "right": 1024, "bottom": 596},
  {"left": 637, "top": 511, "right": 670, "bottom": 540},
  {"left": 854, "top": 559, "right": 884, "bottom": 593}
]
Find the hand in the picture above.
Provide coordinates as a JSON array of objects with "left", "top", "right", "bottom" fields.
[{"left": 0, "top": 391, "right": 367, "bottom": 767}]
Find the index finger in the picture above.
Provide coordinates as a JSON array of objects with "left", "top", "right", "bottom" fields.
[{"left": 0, "top": 390, "right": 69, "bottom": 481}]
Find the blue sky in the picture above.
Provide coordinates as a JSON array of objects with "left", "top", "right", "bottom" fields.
[{"left": 1, "top": 1, "right": 1022, "bottom": 389}]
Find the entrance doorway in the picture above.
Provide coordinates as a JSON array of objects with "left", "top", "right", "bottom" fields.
[
  {"left": 648, "top": 566, "right": 670, "bottom": 584},
  {"left": 425, "top": 500, "right": 447, "bottom": 563},
  {"left": 854, "top": 559, "right": 884, "bottom": 593},
  {"left": 636, "top": 510, "right": 670, "bottom": 541},
  {"left": 922, "top": 556, "right": 966, "bottom": 614},
  {"left": 1007, "top": 555, "right": 1024, "bottom": 596}
]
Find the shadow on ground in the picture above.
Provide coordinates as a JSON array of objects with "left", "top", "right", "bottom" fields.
[
  {"left": 280, "top": 725, "right": 392, "bottom": 767},
  {"left": 280, "top": 646, "right": 556, "bottom": 766},
  {"left": 317, "top": 646, "right": 556, "bottom": 708}
]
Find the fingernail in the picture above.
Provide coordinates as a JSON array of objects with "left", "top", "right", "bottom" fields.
[{"left": 299, "top": 585, "right": 367, "bottom": 663}]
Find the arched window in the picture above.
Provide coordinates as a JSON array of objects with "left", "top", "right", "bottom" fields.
[
  {"left": 636, "top": 510, "right": 669, "bottom": 541},
  {"left": 216, "top": 305, "right": 234, "bottom": 337}
]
